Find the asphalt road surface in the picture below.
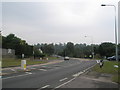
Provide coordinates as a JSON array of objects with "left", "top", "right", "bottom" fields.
[{"left": 2, "top": 59, "right": 96, "bottom": 89}]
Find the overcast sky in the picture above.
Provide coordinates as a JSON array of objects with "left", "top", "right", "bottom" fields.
[{"left": 1, "top": 0, "right": 119, "bottom": 45}]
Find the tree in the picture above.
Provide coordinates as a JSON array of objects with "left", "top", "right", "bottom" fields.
[
  {"left": 64, "top": 42, "right": 74, "bottom": 57},
  {"left": 2, "top": 34, "right": 33, "bottom": 58},
  {"left": 99, "top": 42, "right": 115, "bottom": 57},
  {"left": 41, "top": 43, "right": 54, "bottom": 56}
]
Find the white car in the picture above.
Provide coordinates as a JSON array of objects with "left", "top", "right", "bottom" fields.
[{"left": 64, "top": 56, "right": 70, "bottom": 60}]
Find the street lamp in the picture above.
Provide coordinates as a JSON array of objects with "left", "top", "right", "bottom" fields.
[
  {"left": 101, "top": 4, "right": 118, "bottom": 61},
  {"left": 85, "top": 36, "right": 94, "bottom": 59}
]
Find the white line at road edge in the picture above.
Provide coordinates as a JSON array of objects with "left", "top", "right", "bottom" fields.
[
  {"left": 83, "top": 63, "right": 97, "bottom": 72},
  {"left": 41, "top": 85, "right": 50, "bottom": 89},
  {"left": 54, "top": 62, "right": 97, "bottom": 89},
  {"left": 3, "top": 73, "right": 32, "bottom": 80},
  {"left": 72, "top": 72, "right": 83, "bottom": 77},
  {"left": 72, "top": 63, "right": 97, "bottom": 77},
  {"left": 59, "top": 78, "right": 68, "bottom": 82}
]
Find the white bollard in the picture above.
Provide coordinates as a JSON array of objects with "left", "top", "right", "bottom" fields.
[{"left": 21, "top": 60, "right": 26, "bottom": 70}]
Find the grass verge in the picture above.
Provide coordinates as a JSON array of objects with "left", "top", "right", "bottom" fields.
[
  {"left": 48, "top": 56, "right": 59, "bottom": 60},
  {"left": 93, "top": 61, "right": 120, "bottom": 83},
  {"left": 2, "top": 58, "right": 48, "bottom": 68}
]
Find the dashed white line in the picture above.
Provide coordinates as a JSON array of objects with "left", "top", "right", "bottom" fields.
[
  {"left": 25, "top": 72, "right": 32, "bottom": 74},
  {"left": 39, "top": 69, "right": 47, "bottom": 71},
  {"left": 55, "top": 78, "right": 76, "bottom": 88},
  {"left": 59, "top": 78, "right": 68, "bottom": 82},
  {"left": 41, "top": 85, "right": 50, "bottom": 89}
]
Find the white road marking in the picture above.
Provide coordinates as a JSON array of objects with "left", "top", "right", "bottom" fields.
[
  {"left": 55, "top": 63, "right": 97, "bottom": 89},
  {"left": 3, "top": 73, "right": 31, "bottom": 80},
  {"left": 10, "top": 69, "right": 16, "bottom": 72},
  {"left": 41, "top": 85, "right": 50, "bottom": 89},
  {"left": 72, "top": 72, "right": 83, "bottom": 77},
  {"left": 55, "top": 78, "right": 76, "bottom": 88},
  {"left": 59, "top": 78, "right": 68, "bottom": 82},
  {"left": 72, "top": 63, "right": 97, "bottom": 77},
  {"left": 84, "top": 63, "right": 97, "bottom": 72},
  {"left": 83, "top": 70, "right": 86, "bottom": 72},
  {"left": 25, "top": 72, "right": 32, "bottom": 74},
  {"left": 39, "top": 69, "right": 47, "bottom": 71}
]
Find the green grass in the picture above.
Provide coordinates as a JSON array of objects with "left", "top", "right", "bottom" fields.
[
  {"left": 2, "top": 58, "right": 48, "bottom": 68},
  {"left": 48, "top": 57, "right": 59, "bottom": 60},
  {"left": 93, "top": 61, "right": 120, "bottom": 83}
]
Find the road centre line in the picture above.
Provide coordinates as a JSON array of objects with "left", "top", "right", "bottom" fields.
[
  {"left": 3, "top": 73, "right": 31, "bottom": 80},
  {"left": 41, "top": 85, "right": 50, "bottom": 89},
  {"left": 25, "top": 72, "right": 32, "bottom": 74},
  {"left": 39, "top": 69, "right": 47, "bottom": 71},
  {"left": 55, "top": 77, "right": 76, "bottom": 88},
  {"left": 59, "top": 78, "right": 68, "bottom": 82}
]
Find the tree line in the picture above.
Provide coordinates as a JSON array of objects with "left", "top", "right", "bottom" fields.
[
  {"left": 2, "top": 34, "right": 33, "bottom": 58},
  {"left": 2, "top": 33, "right": 120, "bottom": 59}
]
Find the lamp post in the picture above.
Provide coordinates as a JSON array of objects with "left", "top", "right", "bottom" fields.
[
  {"left": 85, "top": 36, "right": 94, "bottom": 59},
  {"left": 101, "top": 4, "right": 118, "bottom": 61}
]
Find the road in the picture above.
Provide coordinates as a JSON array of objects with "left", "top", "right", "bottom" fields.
[{"left": 2, "top": 59, "right": 96, "bottom": 89}]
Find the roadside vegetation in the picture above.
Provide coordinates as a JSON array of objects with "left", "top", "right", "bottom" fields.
[
  {"left": 2, "top": 55, "right": 59, "bottom": 68},
  {"left": 2, "top": 58, "right": 47, "bottom": 68},
  {"left": 2, "top": 34, "right": 120, "bottom": 60},
  {"left": 93, "top": 61, "right": 120, "bottom": 83},
  {"left": 48, "top": 56, "right": 59, "bottom": 60},
  {"left": 2, "top": 33, "right": 120, "bottom": 70}
]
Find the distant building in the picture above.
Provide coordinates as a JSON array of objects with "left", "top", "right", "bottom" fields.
[{"left": 1, "top": 48, "right": 15, "bottom": 58}]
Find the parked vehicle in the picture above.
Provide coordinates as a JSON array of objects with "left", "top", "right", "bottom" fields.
[
  {"left": 64, "top": 56, "right": 70, "bottom": 60},
  {"left": 107, "top": 56, "right": 120, "bottom": 61}
]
